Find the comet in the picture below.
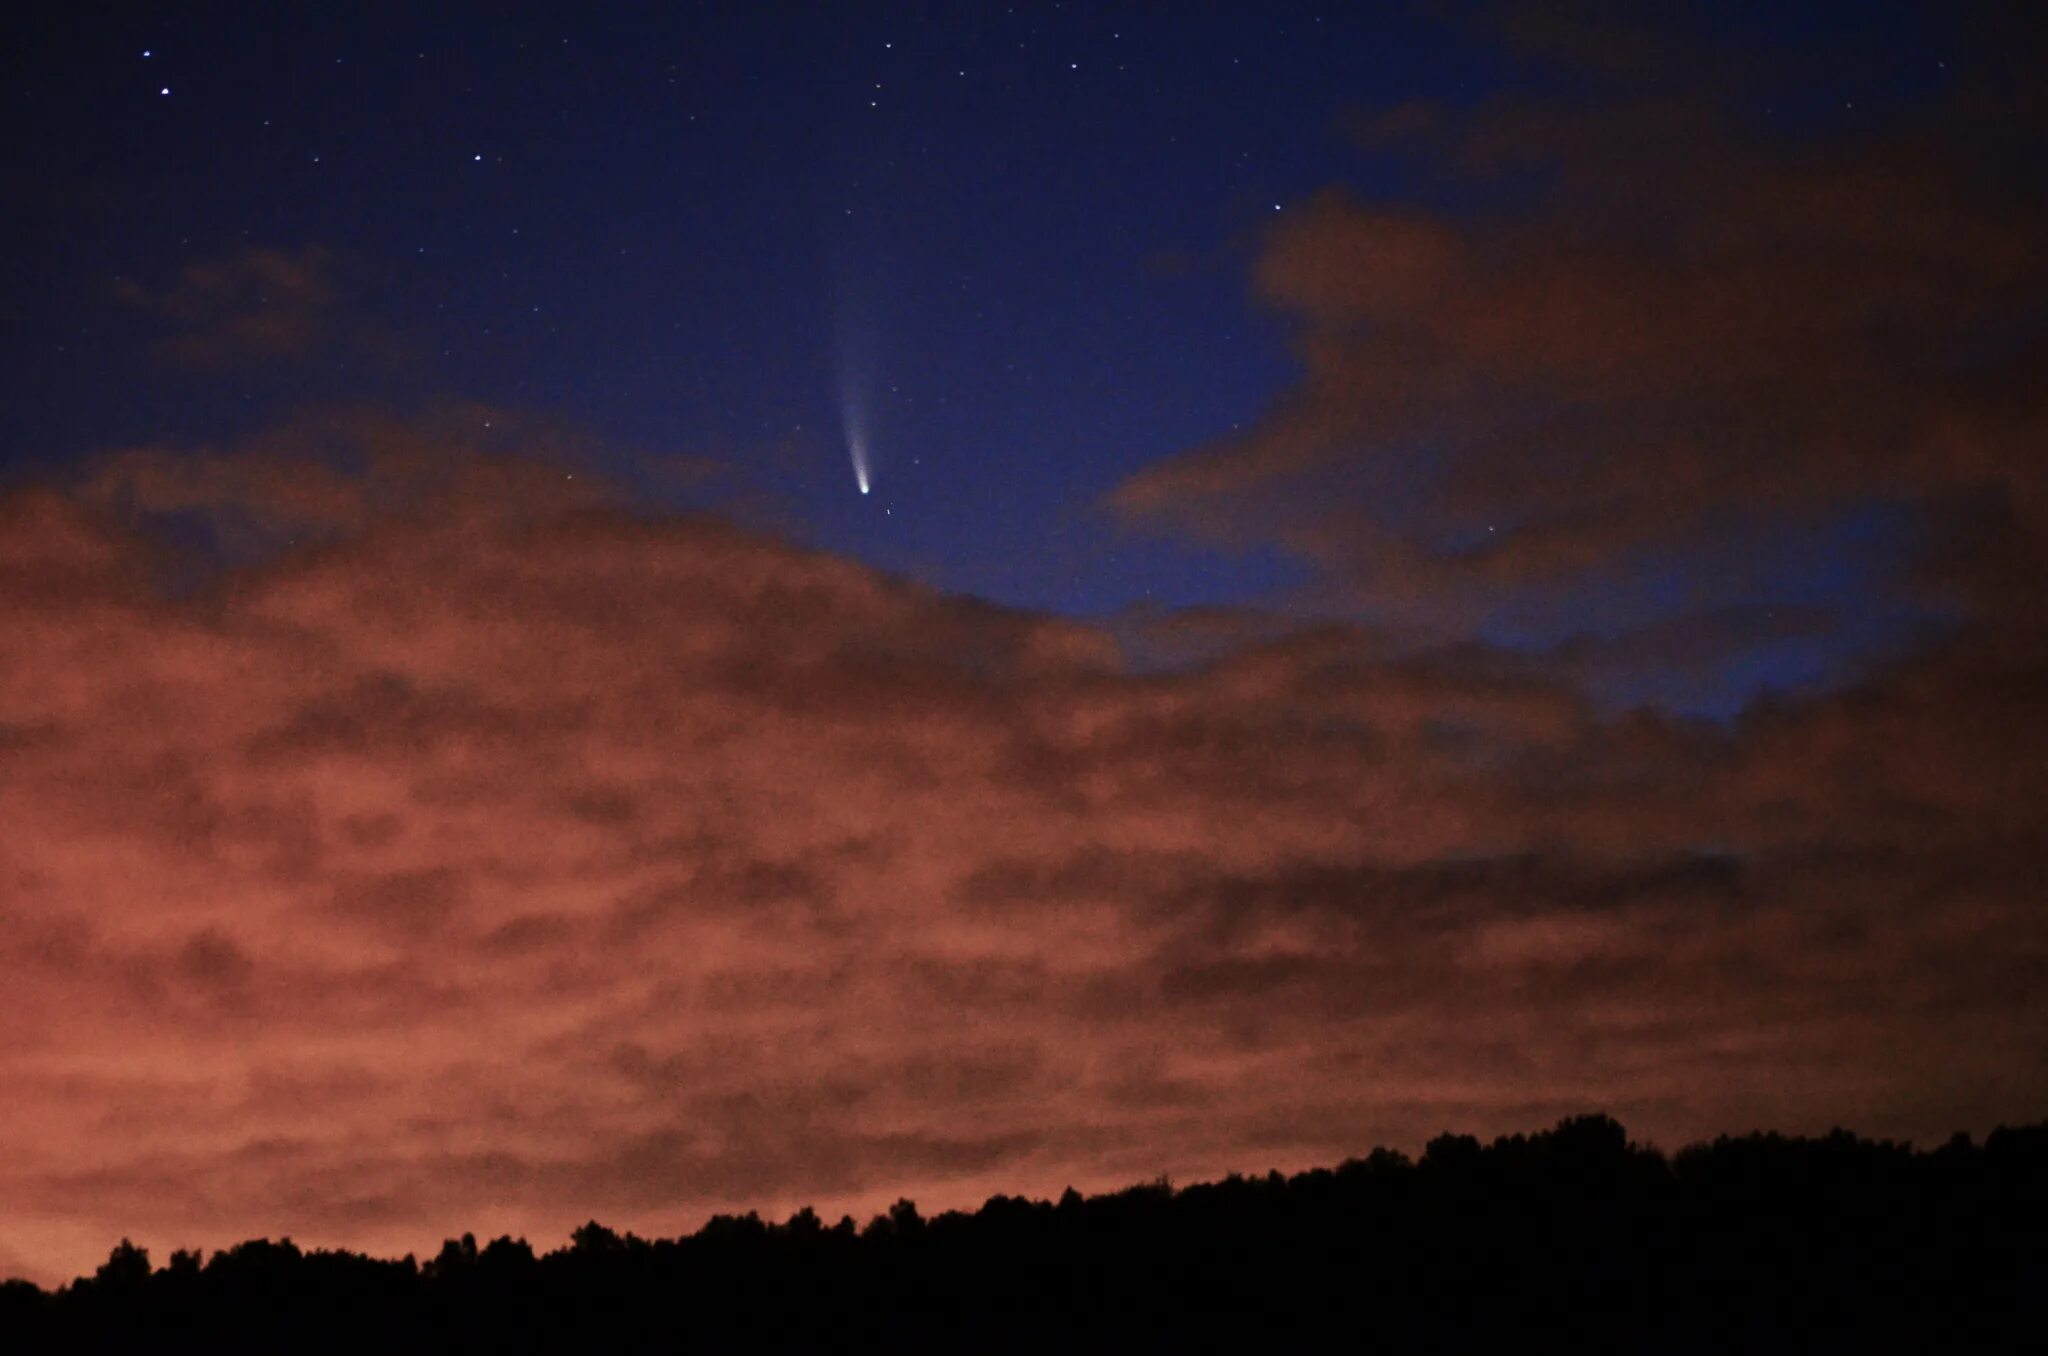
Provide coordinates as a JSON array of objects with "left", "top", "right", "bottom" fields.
[
  {"left": 850, "top": 429, "right": 872, "bottom": 495},
  {"left": 829, "top": 249, "right": 881, "bottom": 498},
  {"left": 840, "top": 379, "right": 874, "bottom": 496}
]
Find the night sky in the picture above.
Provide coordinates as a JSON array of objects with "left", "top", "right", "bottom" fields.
[{"left": 3, "top": 2, "right": 2044, "bottom": 1283}]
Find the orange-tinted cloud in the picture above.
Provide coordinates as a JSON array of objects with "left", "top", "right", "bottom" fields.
[
  {"left": 1108, "top": 16, "right": 2047, "bottom": 660},
  {"left": 1, "top": 403, "right": 2042, "bottom": 1282},
  {"left": 114, "top": 245, "right": 394, "bottom": 370}
]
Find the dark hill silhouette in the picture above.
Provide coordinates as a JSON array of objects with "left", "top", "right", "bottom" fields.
[{"left": 3, "top": 1114, "right": 2043, "bottom": 1353}]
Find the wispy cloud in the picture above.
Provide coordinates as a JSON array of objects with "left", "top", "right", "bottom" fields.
[
  {"left": 114, "top": 245, "right": 397, "bottom": 371},
  {"left": 1108, "top": 16, "right": 2046, "bottom": 704}
]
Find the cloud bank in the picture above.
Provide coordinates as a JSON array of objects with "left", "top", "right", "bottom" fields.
[
  {"left": 1111, "top": 6, "right": 2047, "bottom": 710},
  {"left": 1, "top": 393, "right": 2042, "bottom": 1283}
]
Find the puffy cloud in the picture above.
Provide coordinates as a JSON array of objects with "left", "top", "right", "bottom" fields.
[
  {"left": 1108, "top": 15, "right": 2048, "bottom": 692},
  {"left": 1, "top": 401, "right": 2042, "bottom": 1282}
]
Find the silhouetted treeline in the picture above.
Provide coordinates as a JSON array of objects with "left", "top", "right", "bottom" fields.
[{"left": 5, "top": 1115, "right": 2044, "bottom": 1352}]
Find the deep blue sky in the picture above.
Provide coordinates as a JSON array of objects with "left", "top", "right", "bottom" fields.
[{"left": 1, "top": 2, "right": 1974, "bottom": 711}]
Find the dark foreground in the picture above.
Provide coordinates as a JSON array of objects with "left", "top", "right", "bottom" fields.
[{"left": 4, "top": 1115, "right": 2043, "bottom": 1353}]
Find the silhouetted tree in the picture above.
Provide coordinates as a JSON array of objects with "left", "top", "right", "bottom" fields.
[
  {"left": 92, "top": 1239, "right": 150, "bottom": 1290},
  {"left": 567, "top": 1221, "right": 622, "bottom": 1256},
  {"left": 423, "top": 1232, "right": 479, "bottom": 1281}
]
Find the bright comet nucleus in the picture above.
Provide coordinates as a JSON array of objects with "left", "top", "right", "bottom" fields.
[
  {"left": 844, "top": 411, "right": 873, "bottom": 496},
  {"left": 850, "top": 433, "right": 871, "bottom": 495}
]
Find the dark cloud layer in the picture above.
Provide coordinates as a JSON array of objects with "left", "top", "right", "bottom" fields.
[
  {"left": 2, "top": 390, "right": 2043, "bottom": 1282},
  {"left": 1111, "top": 8, "right": 2047, "bottom": 708},
  {"left": 113, "top": 246, "right": 393, "bottom": 371}
]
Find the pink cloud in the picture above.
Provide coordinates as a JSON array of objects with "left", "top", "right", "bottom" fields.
[{"left": 1, "top": 408, "right": 2042, "bottom": 1283}]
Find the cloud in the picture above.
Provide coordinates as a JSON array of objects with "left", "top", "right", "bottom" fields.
[
  {"left": 1, "top": 399, "right": 2043, "bottom": 1282},
  {"left": 1107, "top": 15, "right": 2048, "bottom": 695},
  {"left": 114, "top": 245, "right": 394, "bottom": 370}
]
